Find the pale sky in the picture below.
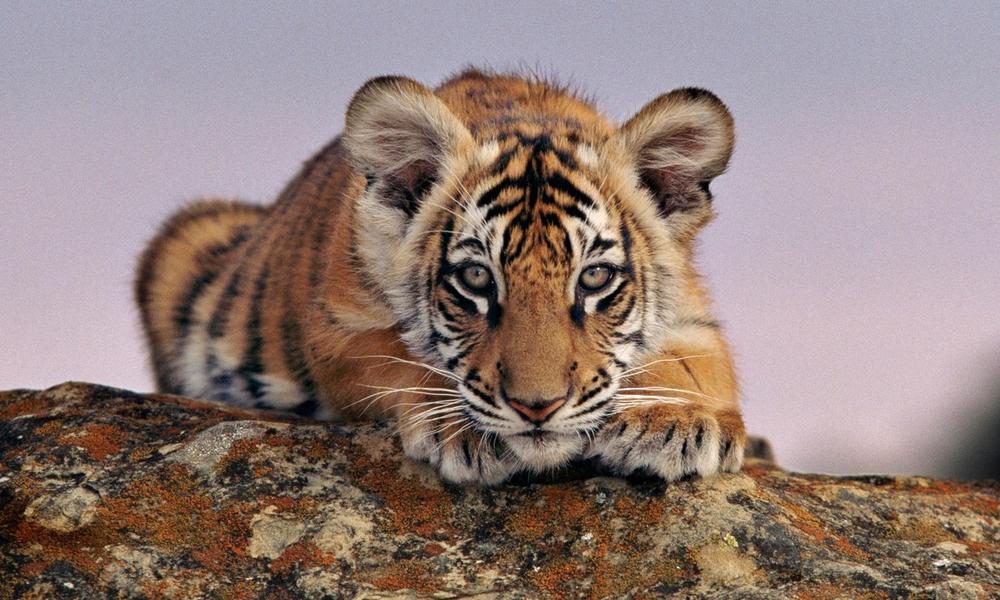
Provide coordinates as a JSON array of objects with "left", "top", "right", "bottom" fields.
[{"left": 2, "top": 2, "right": 998, "bottom": 476}]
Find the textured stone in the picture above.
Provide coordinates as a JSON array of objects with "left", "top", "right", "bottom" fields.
[{"left": 1, "top": 382, "right": 998, "bottom": 598}]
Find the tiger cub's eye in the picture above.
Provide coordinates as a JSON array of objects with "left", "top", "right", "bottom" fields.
[
  {"left": 460, "top": 264, "right": 493, "bottom": 292},
  {"left": 579, "top": 265, "right": 614, "bottom": 291}
]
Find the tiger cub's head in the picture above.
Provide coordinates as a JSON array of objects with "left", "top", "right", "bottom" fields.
[{"left": 343, "top": 74, "right": 733, "bottom": 471}]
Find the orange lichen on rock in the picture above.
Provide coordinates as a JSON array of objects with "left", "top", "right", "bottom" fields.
[
  {"left": 508, "top": 486, "right": 603, "bottom": 542},
  {"left": 56, "top": 423, "right": 125, "bottom": 460},
  {"left": 592, "top": 552, "right": 692, "bottom": 599},
  {"left": 269, "top": 541, "right": 336, "bottom": 574},
  {"left": 369, "top": 558, "right": 442, "bottom": 593},
  {"left": 219, "top": 581, "right": 262, "bottom": 600},
  {"left": 612, "top": 493, "right": 666, "bottom": 527},
  {"left": 31, "top": 419, "right": 63, "bottom": 436},
  {"left": 423, "top": 542, "right": 445, "bottom": 556},
  {"left": 215, "top": 436, "right": 266, "bottom": 474},
  {"left": 351, "top": 453, "right": 456, "bottom": 538},
  {"left": 12, "top": 517, "right": 116, "bottom": 577},
  {"left": 97, "top": 463, "right": 255, "bottom": 572},
  {"left": 0, "top": 392, "right": 53, "bottom": 420},
  {"left": 528, "top": 558, "right": 584, "bottom": 599}
]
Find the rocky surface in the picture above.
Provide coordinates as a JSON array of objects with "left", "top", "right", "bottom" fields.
[{"left": 1, "top": 382, "right": 997, "bottom": 598}]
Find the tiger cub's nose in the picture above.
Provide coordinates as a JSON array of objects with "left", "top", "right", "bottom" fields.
[{"left": 508, "top": 397, "right": 566, "bottom": 424}]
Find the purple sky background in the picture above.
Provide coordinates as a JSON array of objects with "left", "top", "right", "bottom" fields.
[{"left": 2, "top": 3, "right": 998, "bottom": 476}]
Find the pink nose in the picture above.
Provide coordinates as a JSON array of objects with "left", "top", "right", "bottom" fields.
[{"left": 508, "top": 398, "right": 566, "bottom": 423}]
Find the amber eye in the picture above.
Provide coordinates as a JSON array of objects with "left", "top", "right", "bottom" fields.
[
  {"left": 460, "top": 264, "right": 493, "bottom": 292},
  {"left": 579, "top": 265, "right": 615, "bottom": 291}
]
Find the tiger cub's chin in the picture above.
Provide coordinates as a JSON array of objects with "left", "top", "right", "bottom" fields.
[
  {"left": 136, "top": 69, "right": 746, "bottom": 487},
  {"left": 502, "top": 432, "right": 588, "bottom": 473}
]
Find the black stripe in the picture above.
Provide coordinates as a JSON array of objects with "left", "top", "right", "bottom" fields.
[
  {"left": 588, "top": 236, "right": 616, "bottom": 257},
  {"left": 436, "top": 299, "right": 463, "bottom": 324},
  {"left": 619, "top": 221, "right": 635, "bottom": 277},
  {"left": 663, "top": 424, "right": 676, "bottom": 446},
  {"left": 484, "top": 198, "right": 521, "bottom": 223},
  {"left": 560, "top": 226, "right": 574, "bottom": 258},
  {"left": 596, "top": 282, "right": 626, "bottom": 313},
  {"left": 205, "top": 228, "right": 256, "bottom": 339},
  {"left": 463, "top": 382, "right": 499, "bottom": 408},
  {"left": 477, "top": 178, "right": 522, "bottom": 208},
  {"left": 441, "top": 280, "right": 479, "bottom": 316},
  {"left": 698, "top": 180, "right": 713, "bottom": 203},
  {"left": 679, "top": 358, "right": 704, "bottom": 393},
  {"left": 514, "top": 133, "right": 578, "bottom": 168},
  {"left": 237, "top": 263, "right": 271, "bottom": 399},
  {"left": 435, "top": 217, "right": 455, "bottom": 283},
  {"left": 172, "top": 269, "right": 219, "bottom": 391},
  {"left": 570, "top": 298, "right": 585, "bottom": 327},
  {"left": 462, "top": 438, "right": 473, "bottom": 467},
  {"left": 454, "top": 237, "right": 486, "bottom": 254},
  {"left": 545, "top": 172, "right": 596, "bottom": 209},
  {"left": 570, "top": 393, "right": 614, "bottom": 419},
  {"left": 502, "top": 223, "right": 530, "bottom": 265},
  {"left": 538, "top": 211, "right": 563, "bottom": 228},
  {"left": 552, "top": 201, "right": 588, "bottom": 222},
  {"left": 609, "top": 296, "right": 637, "bottom": 328},
  {"left": 174, "top": 271, "right": 216, "bottom": 333},
  {"left": 465, "top": 401, "right": 504, "bottom": 421},
  {"left": 441, "top": 343, "right": 473, "bottom": 367},
  {"left": 614, "top": 330, "right": 645, "bottom": 347},
  {"left": 486, "top": 298, "right": 503, "bottom": 329},
  {"left": 490, "top": 146, "right": 516, "bottom": 175},
  {"left": 280, "top": 310, "right": 319, "bottom": 412},
  {"left": 291, "top": 398, "right": 319, "bottom": 417},
  {"left": 208, "top": 269, "right": 242, "bottom": 338},
  {"left": 431, "top": 323, "right": 472, "bottom": 343},
  {"left": 578, "top": 380, "right": 610, "bottom": 403}
]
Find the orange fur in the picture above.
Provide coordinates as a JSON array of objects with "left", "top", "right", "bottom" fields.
[{"left": 136, "top": 69, "right": 746, "bottom": 484}]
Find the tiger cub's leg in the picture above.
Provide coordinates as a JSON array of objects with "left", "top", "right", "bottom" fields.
[
  {"left": 587, "top": 352, "right": 746, "bottom": 480},
  {"left": 395, "top": 404, "right": 517, "bottom": 486}
]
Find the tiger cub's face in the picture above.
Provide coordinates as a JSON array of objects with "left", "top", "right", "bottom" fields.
[{"left": 344, "top": 77, "right": 733, "bottom": 472}]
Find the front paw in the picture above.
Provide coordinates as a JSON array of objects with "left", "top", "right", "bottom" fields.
[
  {"left": 399, "top": 419, "right": 516, "bottom": 486},
  {"left": 586, "top": 404, "right": 745, "bottom": 481}
]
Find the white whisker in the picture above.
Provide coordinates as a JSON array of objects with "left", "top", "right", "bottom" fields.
[
  {"left": 617, "top": 386, "right": 718, "bottom": 402},
  {"left": 434, "top": 422, "right": 475, "bottom": 452},
  {"left": 614, "top": 353, "right": 719, "bottom": 380},
  {"left": 349, "top": 354, "right": 463, "bottom": 383}
]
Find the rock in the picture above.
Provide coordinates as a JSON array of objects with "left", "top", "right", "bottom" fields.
[
  {"left": 23, "top": 485, "right": 100, "bottom": 533},
  {"left": 1, "top": 382, "right": 997, "bottom": 598}
]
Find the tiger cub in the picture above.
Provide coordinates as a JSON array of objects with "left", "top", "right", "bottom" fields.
[{"left": 136, "top": 69, "right": 746, "bottom": 485}]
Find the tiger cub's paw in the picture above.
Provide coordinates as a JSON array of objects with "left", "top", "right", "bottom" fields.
[
  {"left": 587, "top": 404, "right": 745, "bottom": 481},
  {"left": 400, "top": 421, "right": 516, "bottom": 486}
]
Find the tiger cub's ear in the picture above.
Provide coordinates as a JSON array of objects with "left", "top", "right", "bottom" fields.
[
  {"left": 343, "top": 76, "right": 474, "bottom": 217},
  {"left": 617, "top": 88, "right": 734, "bottom": 221}
]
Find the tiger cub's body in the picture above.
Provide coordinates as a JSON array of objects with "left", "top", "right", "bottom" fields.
[{"left": 137, "top": 70, "right": 746, "bottom": 484}]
